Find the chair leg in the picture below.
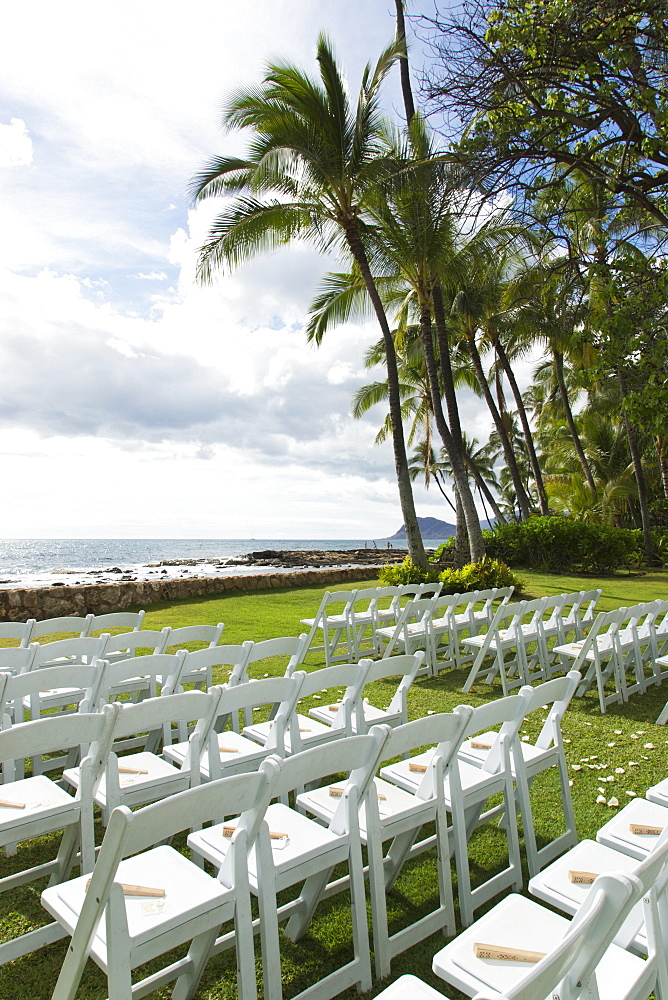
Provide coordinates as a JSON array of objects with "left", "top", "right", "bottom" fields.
[
  {"left": 284, "top": 866, "right": 334, "bottom": 942},
  {"left": 171, "top": 928, "right": 219, "bottom": 1000}
]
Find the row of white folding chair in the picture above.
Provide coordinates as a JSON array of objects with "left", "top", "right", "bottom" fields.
[
  {"left": 45, "top": 729, "right": 392, "bottom": 1000},
  {"left": 377, "top": 587, "right": 516, "bottom": 677},
  {"left": 555, "top": 600, "right": 668, "bottom": 713},
  {"left": 0, "top": 611, "right": 146, "bottom": 649},
  {"left": 299, "top": 584, "right": 444, "bottom": 666}
]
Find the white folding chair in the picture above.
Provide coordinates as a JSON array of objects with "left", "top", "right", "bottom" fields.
[
  {"left": 20, "top": 638, "right": 110, "bottom": 772},
  {"left": 63, "top": 688, "right": 222, "bottom": 824},
  {"left": 458, "top": 671, "right": 581, "bottom": 877},
  {"left": 164, "top": 675, "right": 305, "bottom": 780},
  {"left": 381, "top": 694, "right": 526, "bottom": 927},
  {"left": 43, "top": 765, "right": 276, "bottom": 1000},
  {"left": 244, "top": 662, "right": 370, "bottom": 755},
  {"left": 431, "top": 869, "right": 647, "bottom": 1000},
  {"left": 554, "top": 607, "right": 634, "bottom": 712},
  {"left": 298, "top": 709, "right": 472, "bottom": 978},
  {"left": 428, "top": 593, "right": 464, "bottom": 673},
  {"left": 309, "top": 653, "right": 424, "bottom": 734},
  {"left": 366, "top": 976, "right": 446, "bottom": 1000},
  {"left": 299, "top": 590, "right": 357, "bottom": 666},
  {"left": 0, "top": 645, "right": 36, "bottom": 675},
  {"left": 188, "top": 730, "right": 389, "bottom": 1000},
  {"left": 468, "top": 586, "right": 514, "bottom": 634},
  {"left": 462, "top": 598, "right": 549, "bottom": 694},
  {"left": 529, "top": 822, "right": 668, "bottom": 994},
  {"left": 1, "top": 662, "right": 110, "bottom": 779},
  {"left": 0, "top": 705, "right": 118, "bottom": 966},
  {"left": 161, "top": 623, "right": 225, "bottom": 688},
  {"left": 372, "top": 586, "right": 403, "bottom": 629},
  {"left": 376, "top": 596, "right": 439, "bottom": 674}
]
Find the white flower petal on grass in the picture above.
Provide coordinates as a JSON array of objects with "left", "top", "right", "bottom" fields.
[
  {"left": 615, "top": 768, "right": 625, "bottom": 774},
  {"left": 644, "top": 743, "right": 655, "bottom": 749},
  {"left": 564, "top": 739, "right": 571, "bottom": 743},
  {"left": 614, "top": 730, "right": 622, "bottom": 734},
  {"left": 630, "top": 735, "right": 639, "bottom": 740},
  {"left": 626, "top": 791, "right": 637, "bottom": 797},
  {"left": 607, "top": 742, "right": 616, "bottom": 747},
  {"left": 607, "top": 797, "right": 619, "bottom": 808},
  {"left": 596, "top": 795, "right": 607, "bottom": 804},
  {"left": 312, "top": 695, "right": 321, "bottom": 700},
  {"left": 628, "top": 761, "right": 640, "bottom": 766},
  {"left": 585, "top": 722, "right": 593, "bottom": 726},
  {"left": 426, "top": 710, "right": 435, "bottom": 715},
  {"left": 598, "top": 787, "right": 605, "bottom": 794},
  {"left": 572, "top": 765, "right": 582, "bottom": 771}
]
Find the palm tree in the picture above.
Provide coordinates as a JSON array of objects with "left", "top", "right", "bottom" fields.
[{"left": 190, "top": 35, "right": 428, "bottom": 568}]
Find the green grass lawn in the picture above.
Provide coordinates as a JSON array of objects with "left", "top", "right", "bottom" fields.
[{"left": 1, "top": 568, "right": 667, "bottom": 999}]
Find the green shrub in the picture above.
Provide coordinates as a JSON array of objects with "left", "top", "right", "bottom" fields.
[
  {"left": 483, "top": 516, "right": 638, "bottom": 573},
  {"left": 378, "top": 554, "right": 524, "bottom": 594},
  {"left": 377, "top": 556, "right": 441, "bottom": 585},
  {"left": 438, "top": 556, "right": 525, "bottom": 595}
]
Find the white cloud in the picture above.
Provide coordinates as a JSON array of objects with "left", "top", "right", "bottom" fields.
[{"left": 0, "top": 118, "right": 32, "bottom": 166}]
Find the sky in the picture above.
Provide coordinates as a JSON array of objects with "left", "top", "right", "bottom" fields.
[{"left": 0, "top": 0, "right": 499, "bottom": 540}]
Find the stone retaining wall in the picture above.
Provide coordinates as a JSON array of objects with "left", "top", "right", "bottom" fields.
[{"left": 0, "top": 566, "right": 385, "bottom": 622}]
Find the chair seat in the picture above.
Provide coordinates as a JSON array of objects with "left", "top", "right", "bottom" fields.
[
  {"left": 164, "top": 731, "right": 266, "bottom": 777},
  {"left": 298, "top": 776, "right": 434, "bottom": 841},
  {"left": 22, "top": 687, "right": 87, "bottom": 712},
  {"left": 370, "top": 974, "right": 446, "bottom": 999},
  {"left": 528, "top": 839, "right": 647, "bottom": 954},
  {"left": 381, "top": 751, "right": 503, "bottom": 802},
  {"left": 554, "top": 640, "right": 613, "bottom": 660},
  {"left": 0, "top": 775, "right": 75, "bottom": 835},
  {"left": 189, "top": 801, "right": 347, "bottom": 888},
  {"left": 64, "top": 752, "right": 184, "bottom": 808},
  {"left": 245, "top": 713, "right": 334, "bottom": 751},
  {"left": 458, "top": 731, "right": 550, "bottom": 771},
  {"left": 432, "top": 891, "right": 644, "bottom": 1000},
  {"left": 596, "top": 797, "right": 668, "bottom": 860},
  {"left": 41, "top": 844, "right": 234, "bottom": 965}
]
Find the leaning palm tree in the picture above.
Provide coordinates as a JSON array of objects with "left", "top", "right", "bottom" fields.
[{"left": 191, "top": 35, "right": 427, "bottom": 568}]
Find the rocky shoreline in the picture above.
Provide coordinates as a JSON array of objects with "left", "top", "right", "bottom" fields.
[{"left": 185, "top": 547, "right": 411, "bottom": 569}]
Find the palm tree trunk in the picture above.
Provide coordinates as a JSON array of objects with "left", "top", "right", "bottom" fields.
[
  {"left": 454, "top": 486, "right": 469, "bottom": 568},
  {"left": 494, "top": 338, "right": 550, "bottom": 515},
  {"left": 394, "top": 0, "right": 416, "bottom": 124},
  {"left": 551, "top": 347, "right": 598, "bottom": 497},
  {"left": 465, "top": 333, "right": 533, "bottom": 519},
  {"left": 466, "top": 457, "right": 506, "bottom": 524},
  {"left": 342, "top": 221, "right": 427, "bottom": 569},
  {"left": 655, "top": 435, "right": 668, "bottom": 500},
  {"left": 618, "top": 367, "right": 655, "bottom": 563},
  {"left": 419, "top": 300, "right": 485, "bottom": 561},
  {"left": 432, "top": 283, "right": 488, "bottom": 552}
]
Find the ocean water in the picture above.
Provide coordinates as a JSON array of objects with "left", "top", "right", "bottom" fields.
[{"left": 0, "top": 538, "right": 413, "bottom": 590}]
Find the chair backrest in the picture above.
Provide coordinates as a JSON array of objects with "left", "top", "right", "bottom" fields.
[
  {"left": 267, "top": 730, "right": 390, "bottom": 836},
  {"left": 0, "top": 704, "right": 119, "bottom": 789},
  {"left": 1, "top": 662, "right": 110, "bottom": 724},
  {"left": 28, "top": 615, "right": 93, "bottom": 641},
  {"left": 568, "top": 608, "right": 625, "bottom": 670},
  {"left": 519, "top": 670, "right": 581, "bottom": 751},
  {"left": 212, "top": 674, "right": 305, "bottom": 760},
  {"left": 0, "top": 645, "right": 36, "bottom": 674},
  {"left": 0, "top": 620, "right": 35, "bottom": 646},
  {"left": 355, "top": 652, "right": 425, "bottom": 729},
  {"left": 183, "top": 642, "right": 253, "bottom": 687},
  {"left": 246, "top": 635, "right": 309, "bottom": 679},
  {"left": 379, "top": 707, "right": 473, "bottom": 802},
  {"left": 86, "top": 610, "right": 145, "bottom": 636},
  {"left": 162, "top": 623, "right": 224, "bottom": 652},
  {"left": 98, "top": 651, "right": 188, "bottom": 702},
  {"left": 30, "top": 635, "right": 109, "bottom": 669},
  {"left": 465, "top": 692, "right": 528, "bottom": 774},
  {"left": 417, "top": 582, "right": 443, "bottom": 598},
  {"left": 102, "top": 627, "right": 171, "bottom": 657}
]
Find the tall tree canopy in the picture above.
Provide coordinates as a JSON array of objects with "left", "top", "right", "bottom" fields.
[{"left": 421, "top": 0, "right": 668, "bottom": 227}]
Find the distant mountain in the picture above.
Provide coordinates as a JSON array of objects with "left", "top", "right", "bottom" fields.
[{"left": 388, "top": 516, "right": 456, "bottom": 540}]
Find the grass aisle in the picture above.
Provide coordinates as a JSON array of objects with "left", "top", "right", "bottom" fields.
[{"left": 1, "top": 569, "right": 666, "bottom": 999}]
